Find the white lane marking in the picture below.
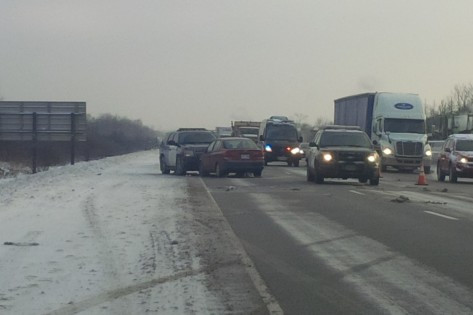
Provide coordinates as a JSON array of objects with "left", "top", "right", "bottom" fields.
[
  {"left": 349, "top": 190, "right": 365, "bottom": 196},
  {"left": 424, "top": 211, "right": 459, "bottom": 221},
  {"left": 251, "top": 193, "right": 473, "bottom": 313}
]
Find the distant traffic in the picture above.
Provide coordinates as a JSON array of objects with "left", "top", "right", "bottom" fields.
[{"left": 159, "top": 91, "right": 473, "bottom": 183}]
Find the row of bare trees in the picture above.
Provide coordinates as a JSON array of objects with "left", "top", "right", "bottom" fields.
[
  {"left": 426, "top": 83, "right": 473, "bottom": 117},
  {"left": 0, "top": 114, "right": 160, "bottom": 172}
]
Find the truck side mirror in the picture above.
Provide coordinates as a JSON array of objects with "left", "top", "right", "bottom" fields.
[
  {"left": 372, "top": 140, "right": 379, "bottom": 145},
  {"left": 168, "top": 140, "right": 177, "bottom": 146},
  {"left": 309, "top": 142, "right": 317, "bottom": 147}
]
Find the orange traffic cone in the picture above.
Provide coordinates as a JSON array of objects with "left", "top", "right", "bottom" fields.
[{"left": 416, "top": 162, "right": 428, "bottom": 186}]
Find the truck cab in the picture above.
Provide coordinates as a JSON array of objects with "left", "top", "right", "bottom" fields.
[
  {"left": 371, "top": 93, "right": 432, "bottom": 172},
  {"left": 334, "top": 92, "right": 432, "bottom": 173}
]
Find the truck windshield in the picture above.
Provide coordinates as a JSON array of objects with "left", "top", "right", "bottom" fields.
[
  {"left": 178, "top": 132, "right": 216, "bottom": 144},
  {"left": 266, "top": 124, "right": 298, "bottom": 141},
  {"left": 456, "top": 140, "right": 473, "bottom": 151},
  {"left": 384, "top": 119, "right": 425, "bottom": 134},
  {"left": 320, "top": 132, "right": 372, "bottom": 148}
]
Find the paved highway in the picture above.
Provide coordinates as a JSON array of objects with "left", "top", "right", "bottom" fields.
[{"left": 201, "top": 163, "right": 473, "bottom": 314}]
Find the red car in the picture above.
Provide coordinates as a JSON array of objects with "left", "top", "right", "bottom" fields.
[{"left": 199, "top": 137, "right": 264, "bottom": 177}]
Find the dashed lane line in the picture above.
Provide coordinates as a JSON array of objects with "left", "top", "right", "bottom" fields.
[
  {"left": 349, "top": 190, "right": 365, "bottom": 196},
  {"left": 424, "top": 211, "right": 459, "bottom": 221}
]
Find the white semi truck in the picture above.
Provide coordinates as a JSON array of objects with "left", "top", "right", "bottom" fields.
[{"left": 334, "top": 92, "right": 432, "bottom": 173}]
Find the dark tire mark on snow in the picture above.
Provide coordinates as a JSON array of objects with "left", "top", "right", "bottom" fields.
[{"left": 45, "top": 259, "right": 241, "bottom": 315}]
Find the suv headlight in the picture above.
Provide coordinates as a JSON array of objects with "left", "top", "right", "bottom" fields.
[
  {"left": 425, "top": 149, "right": 432, "bottom": 157},
  {"left": 459, "top": 157, "right": 468, "bottom": 164},
  {"left": 382, "top": 147, "right": 393, "bottom": 155},
  {"left": 323, "top": 153, "right": 333, "bottom": 162},
  {"left": 265, "top": 145, "right": 272, "bottom": 152},
  {"left": 367, "top": 153, "right": 378, "bottom": 163},
  {"left": 291, "top": 147, "right": 302, "bottom": 155}
]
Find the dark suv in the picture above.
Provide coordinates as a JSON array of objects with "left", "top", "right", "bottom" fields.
[
  {"left": 159, "top": 128, "right": 216, "bottom": 175},
  {"left": 306, "top": 125, "right": 380, "bottom": 185},
  {"left": 437, "top": 134, "right": 473, "bottom": 183}
]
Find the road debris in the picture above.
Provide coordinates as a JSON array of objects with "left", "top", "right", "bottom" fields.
[
  {"left": 391, "top": 195, "right": 410, "bottom": 203},
  {"left": 3, "top": 242, "right": 39, "bottom": 246}
]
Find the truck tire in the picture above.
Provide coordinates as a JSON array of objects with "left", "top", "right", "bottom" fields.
[
  {"left": 293, "top": 159, "right": 300, "bottom": 167},
  {"left": 358, "top": 177, "right": 368, "bottom": 183}
]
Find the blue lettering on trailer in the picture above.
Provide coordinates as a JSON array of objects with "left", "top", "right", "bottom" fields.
[{"left": 394, "top": 103, "right": 414, "bottom": 110}]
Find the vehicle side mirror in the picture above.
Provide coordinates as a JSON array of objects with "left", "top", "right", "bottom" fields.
[
  {"left": 445, "top": 147, "right": 451, "bottom": 153},
  {"left": 309, "top": 142, "right": 317, "bottom": 148},
  {"left": 167, "top": 140, "right": 177, "bottom": 146},
  {"left": 298, "top": 136, "right": 303, "bottom": 142},
  {"left": 259, "top": 135, "right": 264, "bottom": 141},
  {"left": 372, "top": 140, "right": 378, "bottom": 145}
]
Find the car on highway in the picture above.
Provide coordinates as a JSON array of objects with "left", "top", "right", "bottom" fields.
[
  {"left": 159, "top": 128, "right": 216, "bottom": 175},
  {"left": 199, "top": 137, "right": 264, "bottom": 177},
  {"left": 258, "top": 117, "right": 304, "bottom": 167},
  {"left": 437, "top": 134, "right": 473, "bottom": 183},
  {"left": 306, "top": 125, "right": 381, "bottom": 185}
]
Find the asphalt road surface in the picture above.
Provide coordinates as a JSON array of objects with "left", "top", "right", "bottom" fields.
[{"left": 201, "top": 162, "right": 473, "bottom": 314}]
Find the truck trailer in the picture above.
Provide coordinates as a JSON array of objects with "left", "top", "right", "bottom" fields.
[{"left": 334, "top": 92, "right": 432, "bottom": 173}]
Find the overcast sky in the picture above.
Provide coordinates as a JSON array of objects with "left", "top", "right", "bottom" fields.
[{"left": 1, "top": 1, "right": 473, "bottom": 131}]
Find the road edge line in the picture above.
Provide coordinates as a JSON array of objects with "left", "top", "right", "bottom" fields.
[{"left": 199, "top": 177, "right": 284, "bottom": 314}]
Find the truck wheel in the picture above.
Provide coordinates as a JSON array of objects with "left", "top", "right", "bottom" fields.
[
  {"left": 449, "top": 165, "right": 458, "bottom": 183},
  {"left": 160, "top": 156, "right": 170, "bottom": 174},
  {"left": 369, "top": 176, "right": 380, "bottom": 186},
  {"left": 175, "top": 157, "right": 186, "bottom": 176},
  {"left": 293, "top": 160, "right": 300, "bottom": 167},
  {"left": 358, "top": 177, "right": 368, "bottom": 183},
  {"left": 287, "top": 160, "right": 293, "bottom": 167},
  {"left": 437, "top": 164, "right": 445, "bottom": 182}
]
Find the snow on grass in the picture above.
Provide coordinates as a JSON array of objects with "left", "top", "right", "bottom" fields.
[{"left": 0, "top": 151, "right": 227, "bottom": 314}]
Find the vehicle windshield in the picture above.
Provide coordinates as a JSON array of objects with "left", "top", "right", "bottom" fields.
[
  {"left": 266, "top": 124, "right": 298, "bottom": 141},
  {"left": 178, "top": 132, "right": 216, "bottom": 144},
  {"left": 223, "top": 139, "right": 258, "bottom": 149},
  {"left": 384, "top": 119, "right": 426, "bottom": 134},
  {"left": 456, "top": 140, "right": 473, "bottom": 151},
  {"left": 320, "top": 132, "right": 372, "bottom": 148}
]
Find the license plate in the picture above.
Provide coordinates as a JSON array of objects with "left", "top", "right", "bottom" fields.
[
  {"left": 344, "top": 164, "right": 357, "bottom": 171},
  {"left": 241, "top": 154, "right": 250, "bottom": 160},
  {"left": 277, "top": 156, "right": 288, "bottom": 161}
]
